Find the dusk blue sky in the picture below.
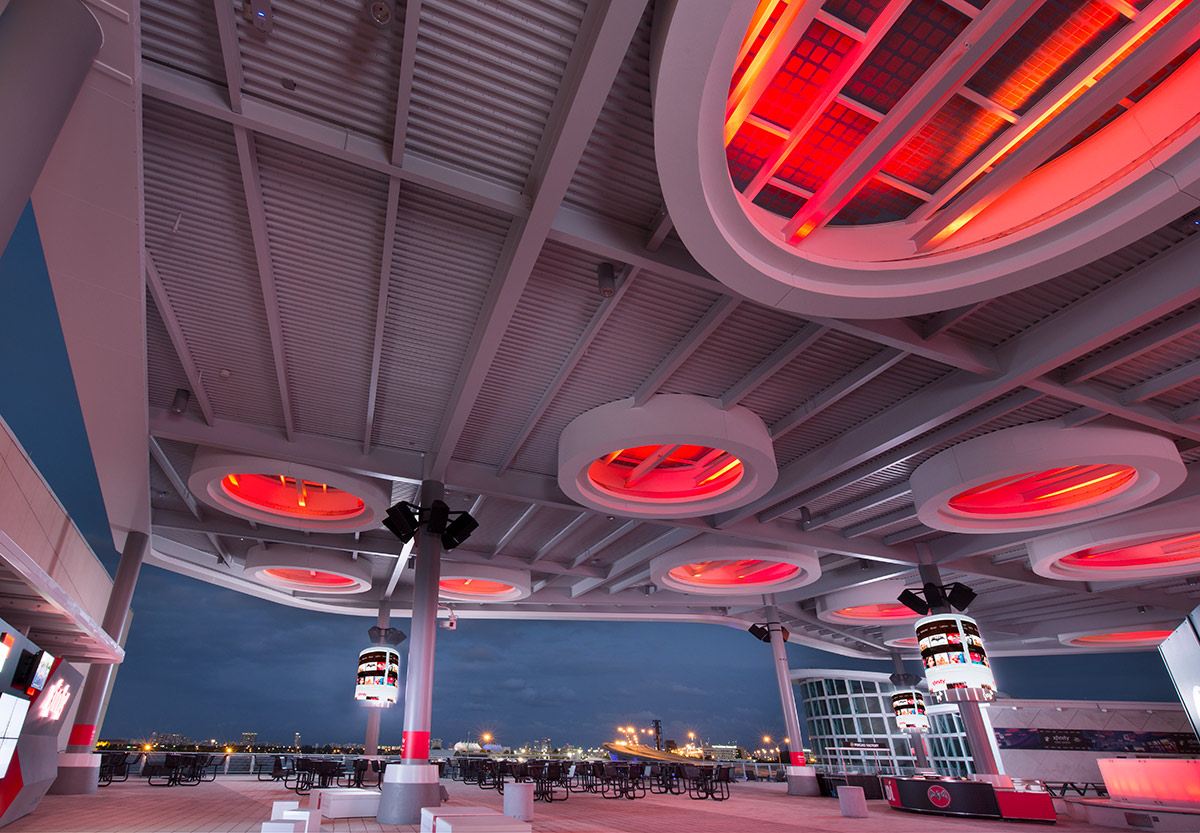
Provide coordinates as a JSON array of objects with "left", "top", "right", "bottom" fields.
[{"left": 0, "top": 201, "right": 1185, "bottom": 751}]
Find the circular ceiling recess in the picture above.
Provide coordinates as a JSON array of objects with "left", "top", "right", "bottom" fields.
[
  {"left": 189, "top": 448, "right": 392, "bottom": 532},
  {"left": 1028, "top": 499, "right": 1200, "bottom": 581},
  {"left": 816, "top": 578, "right": 920, "bottom": 625},
  {"left": 1059, "top": 625, "right": 1179, "bottom": 649},
  {"left": 650, "top": 538, "right": 819, "bottom": 596},
  {"left": 883, "top": 630, "right": 920, "bottom": 651},
  {"left": 558, "top": 395, "right": 777, "bottom": 518},
  {"left": 652, "top": 0, "right": 1200, "bottom": 318},
  {"left": 438, "top": 564, "right": 531, "bottom": 602},
  {"left": 245, "top": 545, "right": 371, "bottom": 594},
  {"left": 910, "top": 422, "right": 1184, "bottom": 534}
]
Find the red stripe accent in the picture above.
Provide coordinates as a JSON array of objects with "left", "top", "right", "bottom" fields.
[
  {"left": 401, "top": 730, "right": 430, "bottom": 760},
  {"left": 68, "top": 724, "right": 96, "bottom": 747},
  {"left": 789, "top": 751, "right": 805, "bottom": 766}
]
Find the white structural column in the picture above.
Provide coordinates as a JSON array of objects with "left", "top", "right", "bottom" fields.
[
  {"left": 765, "top": 603, "right": 818, "bottom": 796},
  {"left": 0, "top": 0, "right": 101, "bottom": 251},
  {"left": 378, "top": 481, "right": 444, "bottom": 825},
  {"left": 52, "top": 531, "right": 149, "bottom": 795}
]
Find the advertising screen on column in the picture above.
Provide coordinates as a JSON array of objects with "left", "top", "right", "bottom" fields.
[
  {"left": 891, "top": 690, "right": 929, "bottom": 731},
  {"left": 354, "top": 647, "right": 400, "bottom": 707},
  {"left": 916, "top": 614, "right": 995, "bottom": 694}
]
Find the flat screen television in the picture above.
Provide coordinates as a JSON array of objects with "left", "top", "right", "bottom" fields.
[{"left": 1158, "top": 617, "right": 1200, "bottom": 738}]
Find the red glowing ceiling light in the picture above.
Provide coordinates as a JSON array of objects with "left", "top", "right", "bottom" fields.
[
  {"left": 261, "top": 568, "right": 358, "bottom": 588},
  {"left": 947, "top": 464, "right": 1137, "bottom": 517},
  {"left": 438, "top": 579, "right": 516, "bottom": 597},
  {"left": 1058, "top": 531, "right": 1200, "bottom": 571},
  {"left": 667, "top": 558, "right": 800, "bottom": 587},
  {"left": 834, "top": 603, "right": 919, "bottom": 620},
  {"left": 891, "top": 636, "right": 919, "bottom": 646},
  {"left": 587, "top": 444, "right": 745, "bottom": 501},
  {"left": 221, "top": 473, "right": 366, "bottom": 520},
  {"left": 1071, "top": 630, "right": 1174, "bottom": 645}
]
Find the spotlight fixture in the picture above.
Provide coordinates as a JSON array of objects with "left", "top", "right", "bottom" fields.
[
  {"left": 747, "top": 624, "right": 789, "bottom": 643},
  {"left": 365, "top": 0, "right": 394, "bottom": 27},
  {"left": 944, "top": 582, "right": 976, "bottom": 612},
  {"left": 896, "top": 581, "right": 977, "bottom": 615},
  {"left": 171, "top": 388, "right": 190, "bottom": 414},
  {"left": 382, "top": 502, "right": 420, "bottom": 543},
  {"left": 368, "top": 626, "right": 407, "bottom": 646},
  {"left": 382, "top": 500, "right": 478, "bottom": 551},
  {"left": 597, "top": 262, "right": 616, "bottom": 298},
  {"left": 441, "top": 512, "right": 479, "bottom": 551},
  {"left": 897, "top": 589, "right": 930, "bottom": 616}
]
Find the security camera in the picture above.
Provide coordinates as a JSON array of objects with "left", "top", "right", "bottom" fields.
[{"left": 439, "top": 613, "right": 457, "bottom": 631}]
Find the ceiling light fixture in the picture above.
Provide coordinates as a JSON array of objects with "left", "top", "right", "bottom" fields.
[{"left": 366, "top": 0, "right": 394, "bottom": 27}]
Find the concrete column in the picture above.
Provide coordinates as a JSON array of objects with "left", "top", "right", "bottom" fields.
[
  {"left": 907, "top": 728, "right": 930, "bottom": 769},
  {"left": 52, "top": 531, "right": 148, "bottom": 794},
  {"left": 956, "top": 695, "right": 1002, "bottom": 776},
  {"left": 378, "top": 482, "right": 443, "bottom": 825},
  {"left": 765, "top": 603, "right": 818, "bottom": 796},
  {"left": 364, "top": 601, "right": 390, "bottom": 757},
  {"left": 0, "top": 0, "right": 101, "bottom": 253}
]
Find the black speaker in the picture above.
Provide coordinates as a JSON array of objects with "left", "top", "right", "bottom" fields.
[
  {"left": 897, "top": 588, "right": 929, "bottom": 615},
  {"left": 749, "top": 624, "right": 770, "bottom": 642},
  {"left": 945, "top": 582, "right": 976, "bottom": 611}
]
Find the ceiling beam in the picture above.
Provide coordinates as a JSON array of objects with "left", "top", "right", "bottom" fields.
[
  {"left": 770, "top": 348, "right": 907, "bottom": 440},
  {"left": 717, "top": 229, "right": 1200, "bottom": 528},
  {"left": 497, "top": 266, "right": 638, "bottom": 475},
  {"left": 1026, "top": 376, "right": 1200, "bottom": 442},
  {"left": 211, "top": 0, "right": 243, "bottom": 114},
  {"left": 569, "top": 528, "right": 699, "bottom": 598},
  {"left": 141, "top": 64, "right": 529, "bottom": 218},
  {"left": 720, "top": 323, "right": 827, "bottom": 409},
  {"left": 842, "top": 507, "right": 920, "bottom": 538},
  {"left": 804, "top": 482, "right": 913, "bottom": 532},
  {"left": 489, "top": 504, "right": 539, "bottom": 560},
  {"left": 783, "top": 0, "right": 1040, "bottom": 240},
  {"left": 362, "top": 177, "right": 402, "bottom": 454},
  {"left": 570, "top": 520, "right": 641, "bottom": 569},
  {"left": 631, "top": 297, "right": 739, "bottom": 406},
  {"left": 426, "top": 0, "right": 647, "bottom": 480},
  {"left": 881, "top": 525, "right": 936, "bottom": 545},
  {"left": 145, "top": 255, "right": 216, "bottom": 426},
  {"left": 390, "top": 0, "right": 422, "bottom": 166},
  {"left": 232, "top": 127, "right": 295, "bottom": 441},
  {"left": 529, "top": 513, "right": 591, "bottom": 564},
  {"left": 1060, "top": 303, "right": 1200, "bottom": 385},
  {"left": 921, "top": 302, "right": 988, "bottom": 339},
  {"left": 913, "top": 0, "right": 1200, "bottom": 246},
  {"left": 1120, "top": 356, "right": 1200, "bottom": 404}
]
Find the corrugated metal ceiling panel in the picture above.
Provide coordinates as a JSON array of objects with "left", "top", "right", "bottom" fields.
[
  {"left": 1090, "top": 330, "right": 1200, "bottom": 391},
  {"left": 146, "top": 292, "right": 201, "bottom": 420},
  {"left": 142, "top": 0, "right": 226, "bottom": 85},
  {"left": 660, "top": 304, "right": 812, "bottom": 401},
  {"left": 143, "top": 99, "right": 286, "bottom": 429},
  {"left": 537, "top": 514, "right": 620, "bottom": 568},
  {"left": 1060, "top": 299, "right": 1200, "bottom": 383},
  {"left": 506, "top": 268, "right": 725, "bottom": 475},
  {"left": 563, "top": 1, "right": 661, "bottom": 228},
  {"left": 372, "top": 183, "right": 512, "bottom": 451},
  {"left": 405, "top": 0, "right": 587, "bottom": 190},
  {"left": 237, "top": 0, "right": 406, "bottom": 142},
  {"left": 255, "top": 135, "right": 390, "bottom": 441},
  {"left": 454, "top": 240, "right": 609, "bottom": 467}
]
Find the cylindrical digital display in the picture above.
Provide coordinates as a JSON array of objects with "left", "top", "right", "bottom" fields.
[
  {"left": 916, "top": 614, "right": 995, "bottom": 694},
  {"left": 891, "top": 690, "right": 928, "bottom": 731},
  {"left": 355, "top": 647, "right": 400, "bottom": 707}
]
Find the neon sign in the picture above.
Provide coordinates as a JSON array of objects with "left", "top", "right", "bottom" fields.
[{"left": 37, "top": 679, "right": 71, "bottom": 722}]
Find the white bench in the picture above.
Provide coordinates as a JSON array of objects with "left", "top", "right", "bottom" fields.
[
  {"left": 262, "top": 800, "right": 321, "bottom": 832},
  {"left": 312, "top": 787, "right": 381, "bottom": 819},
  {"left": 420, "top": 805, "right": 530, "bottom": 832}
]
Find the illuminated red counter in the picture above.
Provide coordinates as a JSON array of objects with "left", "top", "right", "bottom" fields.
[{"left": 882, "top": 776, "right": 1055, "bottom": 823}]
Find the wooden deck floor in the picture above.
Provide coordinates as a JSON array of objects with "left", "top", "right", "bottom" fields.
[{"left": 0, "top": 776, "right": 1121, "bottom": 833}]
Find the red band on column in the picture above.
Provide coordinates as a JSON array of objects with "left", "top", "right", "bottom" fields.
[
  {"left": 789, "top": 751, "right": 805, "bottom": 766},
  {"left": 401, "top": 730, "right": 430, "bottom": 760},
  {"left": 68, "top": 724, "right": 96, "bottom": 747}
]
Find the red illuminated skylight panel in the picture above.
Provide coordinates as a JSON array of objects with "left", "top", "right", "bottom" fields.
[
  {"left": 775, "top": 103, "right": 877, "bottom": 194},
  {"left": 221, "top": 473, "right": 366, "bottom": 519},
  {"left": 439, "top": 579, "right": 515, "bottom": 597},
  {"left": 967, "top": 0, "right": 1122, "bottom": 115},
  {"left": 1072, "top": 630, "right": 1174, "bottom": 645},
  {"left": 728, "top": 121, "right": 785, "bottom": 191},
  {"left": 881, "top": 95, "right": 1008, "bottom": 193},
  {"left": 1059, "top": 531, "right": 1200, "bottom": 571},
  {"left": 262, "top": 568, "right": 357, "bottom": 588},
  {"left": 823, "top": 0, "right": 893, "bottom": 32},
  {"left": 892, "top": 636, "right": 919, "bottom": 646},
  {"left": 947, "top": 464, "right": 1138, "bottom": 517},
  {"left": 668, "top": 559, "right": 800, "bottom": 587},
  {"left": 732, "top": 0, "right": 788, "bottom": 94},
  {"left": 835, "top": 603, "right": 918, "bottom": 620},
  {"left": 745, "top": 22, "right": 857, "bottom": 139},
  {"left": 586, "top": 444, "right": 745, "bottom": 502},
  {"left": 831, "top": 179, "right": 924, "bottom": 225}
]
